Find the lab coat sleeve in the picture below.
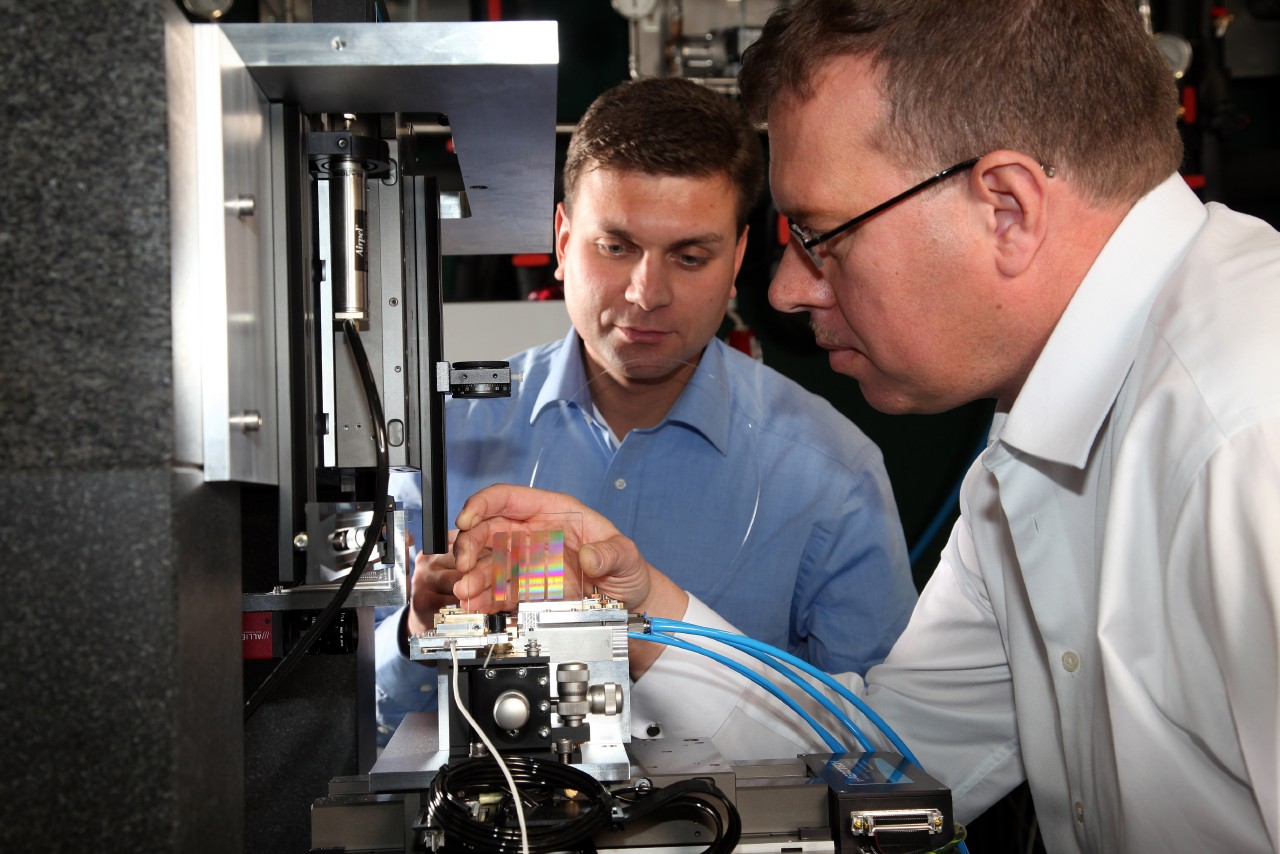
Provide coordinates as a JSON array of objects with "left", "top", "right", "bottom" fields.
[
  {"left": 1191, "top": 421, "right": 1280, "bottom": 847},
  {"left": 860, "top": 515, "right": 1024, "bottom": 822}
]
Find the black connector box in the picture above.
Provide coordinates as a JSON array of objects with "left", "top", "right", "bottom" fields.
[{"left": 804, "top": 752, "right": 953, "bottom": 854}]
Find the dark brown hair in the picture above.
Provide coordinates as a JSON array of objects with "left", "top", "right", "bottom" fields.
[
  {"left": 564, "top": 77, "right": 765, "bottom": 232},
  {"left": 739, "top": 0, "right": 1183, "bottom": 206}
]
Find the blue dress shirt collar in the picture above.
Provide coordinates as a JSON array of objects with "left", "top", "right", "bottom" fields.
[{"left": 530, "top": 327, "right": 733, "bottom": 456}]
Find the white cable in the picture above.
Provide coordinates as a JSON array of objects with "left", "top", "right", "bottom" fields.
[
  {"left": 482, "top": 641, "right": 496, "bottom": 670},
  {"left": 449, "top": 642, "right": 529, "bottom": 854}
]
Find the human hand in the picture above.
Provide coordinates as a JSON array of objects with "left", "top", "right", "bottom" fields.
[
  {"left": 452, "top": 484, "right": 689, "bottom": 677},
  {"left": 406, "top": 534, "right": 463, "bottom": 637},
  {"left": 451, "top": 484, "right": 688, "bottom": 619}
]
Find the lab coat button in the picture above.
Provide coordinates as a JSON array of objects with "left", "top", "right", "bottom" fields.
[
  {"left": 1062, "top": 650, "right": 1080, "bottom": 672},
  {"left": 614, "top": 478, "right": 627, "bottom": 490},
  {"left": 1074, "top": 801, "right": 1085, "bottom": 823}
]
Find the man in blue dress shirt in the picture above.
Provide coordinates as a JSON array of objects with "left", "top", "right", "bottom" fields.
[{"left": 374, "top": 76, "right": 917, "bottom": 743}]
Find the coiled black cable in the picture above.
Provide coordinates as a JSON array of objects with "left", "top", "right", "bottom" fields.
[
  {"left": 425, "top": 760, "right": 743, "bottom": 854},
  {"left": 426, "top": 756, "right": 613, "bottom": 852}
]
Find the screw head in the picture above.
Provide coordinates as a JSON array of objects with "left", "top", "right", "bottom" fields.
[
  {"left": 484, "top": 670, "right": 496, "bottom": 679},
  {"left": 292, "top": 533, "right": 309, "bottom": 550}
]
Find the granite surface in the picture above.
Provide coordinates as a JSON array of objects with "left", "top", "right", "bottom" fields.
[
  {"left": 1, "top": 2, "right": 174, "bottom": 473},
  {"left": 0, "top": 2, "right": 243, "bottom": 851},
  {"left": 0, "top": 465, "right": 244, "bottom": 852}
]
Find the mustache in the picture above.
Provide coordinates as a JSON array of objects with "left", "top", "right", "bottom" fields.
[{"left": 809, "top": 320, "right": 839, "bottom": 348}]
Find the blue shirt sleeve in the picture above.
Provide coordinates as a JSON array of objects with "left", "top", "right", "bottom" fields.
[
  {"left": 374, "top": 604, "right": 438, "bottom": 747},
  {"left": 788, "top": 443, "right": 916, "bottom": 676}
]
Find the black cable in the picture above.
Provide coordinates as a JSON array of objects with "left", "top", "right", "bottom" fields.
[
  {"left": 244, "top": 319, "right": 391, "bottom": 722},
  {"left": 425, "top": 756, "right": 614, "bottom": 852},
  {"left": 424, "top": 758, "right": 744, "bottom": 853},
  {"left": 611, "top": 778, "right": 742, "bottom": 854},
  {"left": 659, "top": 798, "right": 728, "bottom": 853},
  {"left": 606, "top": 778, "right": 742, "bottom": 850}
]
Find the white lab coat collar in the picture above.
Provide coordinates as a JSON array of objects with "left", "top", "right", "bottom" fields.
[{"left": 999, "top": 175, "right": 1208, "bottom": 468}]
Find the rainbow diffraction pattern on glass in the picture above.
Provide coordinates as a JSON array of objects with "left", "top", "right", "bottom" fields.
[{"left": 491, "top": 529, "right": 567, "bottom": 605}]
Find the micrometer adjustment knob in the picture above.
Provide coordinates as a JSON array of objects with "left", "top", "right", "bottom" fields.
[
  {"left": 588, "top": 683, "right": 624, "bottom": 716},
  {"left": 556, "top": 662, "right": 591, "bottom": 722}
]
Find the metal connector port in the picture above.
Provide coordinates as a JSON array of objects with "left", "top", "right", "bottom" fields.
[{"left": 849, "top": 808, "right": 944, "bottom": 835}]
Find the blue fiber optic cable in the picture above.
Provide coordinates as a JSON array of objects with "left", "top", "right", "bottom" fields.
[
  {"left": 647, "top": 628, "right": 874, "bottom": 752},
  {"left": 651, "top": 628, "right": 872, "bottom": 750},
  {"left": 648, "top": 618, "right": 921, "bottom": 768},
  {"left": 627, "top": 632, "right": 846, "bottom": 754},
  {"left": 645, "top": 620, "right": 971, "bottom": 854},
  {"left": 724, "top": 641, "right": 875, "bottom": 752}
]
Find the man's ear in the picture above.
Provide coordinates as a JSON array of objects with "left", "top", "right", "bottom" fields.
[
  {"left": 972, "top": 151, "right": 1050, "bottom": 278},
  {"left": 553, "top": 202, "right": 570, "bottom": 281}
]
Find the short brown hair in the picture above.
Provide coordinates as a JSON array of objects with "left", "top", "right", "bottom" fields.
[
  {"left": 564, "top": 77, "right": 765, "bottom": 232},
  {"left": 739, "top": 0, "right": 1183, "bottom": 207}
]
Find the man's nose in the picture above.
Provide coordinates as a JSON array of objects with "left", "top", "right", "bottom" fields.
[
  {"left": 769, "top": 243, "right": 832, "bottom": 314},
  {"left": 625, "top": 254, "right": 673, "bottom": 311}
]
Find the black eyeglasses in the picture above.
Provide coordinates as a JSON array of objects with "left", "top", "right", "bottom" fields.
[{"left": 788, "top": 157, "right": 980, "bottom": 269}]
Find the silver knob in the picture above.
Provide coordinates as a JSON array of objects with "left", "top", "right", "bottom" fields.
[
  {"left": 493, "top": 690, "right": 530, "bottom": 731},
  {"left": 588, "top": 683, "right": 624, "bottom": 716}
]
